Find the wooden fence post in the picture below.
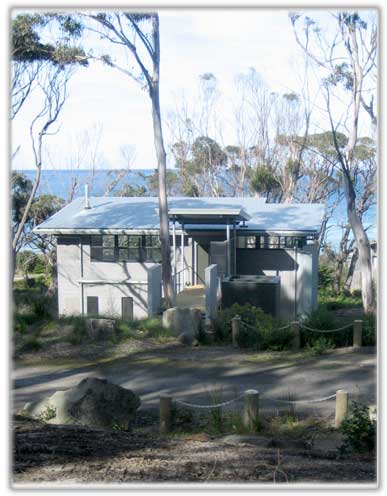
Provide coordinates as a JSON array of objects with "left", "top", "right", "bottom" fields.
[
  {"left": 159, "top": 395, "right": 172, "bottom": 434},
  {"left": 335, "top": 390, "right": 349, "bottom": 428},
  {"left": 353, "top": 320, "right": 363, "bottom": 348},
  {"left": 232, "top": 315, "right": 241, "bottom": 348},
  {"left": 291, "top": 321, "right": 300, "bottom": 351},
  {"left": 243, "top": 389, "right": 260, "bottom": 430}
]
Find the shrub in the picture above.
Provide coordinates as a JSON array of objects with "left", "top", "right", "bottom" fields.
[
  {"left": 318, "top": 263, "right": 334, "bottom": 291},
  {"left": 213, "top": 303, "right": 293, "bottom": 351},
  {"left": 20, "top": 336, "right": 43, "bottom": 352},
  {"left": 302, "top": 307, "right": 352, "bottom": 349},
  {"left": 60, "top": 316, "right": 88, "bottom": 345},
  {"left": 305, "top": 336, "right": 334, "bottom": 356},
  {"left": 340, "top": 402, "right": 376, "bottom": 454},
  {"left": 362, "top": 313, "right": 376, "bottom": 346}
]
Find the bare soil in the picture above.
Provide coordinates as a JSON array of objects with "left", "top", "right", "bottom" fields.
[{"left": 13, "top": 415, "right": 376, "bottom": 485}]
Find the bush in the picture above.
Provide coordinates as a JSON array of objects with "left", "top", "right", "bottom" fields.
[
  {"left": 305, "top": 336, "right": 334, "bottom": 356},
  {"left": 20, "top": 336, "right": 43, "bottom": 352},
  {"left": 213, "top": 303, "right": 293, "bottom": 351},
  {"left": 340, "top": 402, "right": 376, "bottom": 453},
  {"left": 362, "top": 313, "right": 376, "bottom": 346},
  {"left": 302, "top": 307, "right": 352, "bottom": 349},
  {"left": 60, "top": 316, "right": 89, "bottom": 345}
]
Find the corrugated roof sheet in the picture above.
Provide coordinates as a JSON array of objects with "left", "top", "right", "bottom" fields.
[{"left": 34, "top": 196, "right": 325, "bottom": 234}]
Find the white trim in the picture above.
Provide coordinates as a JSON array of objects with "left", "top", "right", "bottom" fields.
[{"left": 78, "top": 279, "right": 147, "bottom": 285}]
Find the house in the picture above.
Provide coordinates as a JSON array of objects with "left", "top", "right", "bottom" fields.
[{"left": 34, "top": 194, "right": 325, "bottom": 321}]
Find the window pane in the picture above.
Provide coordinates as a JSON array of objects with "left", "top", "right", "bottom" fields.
[
  {"left": 145, "top": 235, "right": 160, "bottom": 247},
  {"left": 246, "top": 236, "right": 256, "bottom": 249},
  {"left": 102, "top": 235, "right": 115, "bottom": 247},
  {"left": 103, "top": 248, "right": 115, "bottom": 261},
  {"left": 118, "top": 235, "right": 129, "bottom": 247},
  {"left": 90, "top": 235, "right": 103, "bottom": 246},
  {"left": 90, "top": 246, "right": 103, "bottom": 261},
  {"left": 129, "top": 235, "right": 142, "bottom": 247},
  {"left": 118, "top": 248, "right": 129, "bottom": 261},
  {"left": 128, "top": 248, "right": 141, "bottom": 261}
]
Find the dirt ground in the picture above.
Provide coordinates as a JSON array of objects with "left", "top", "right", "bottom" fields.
[{"left": 12, "top": 415, "right": 376, "bottom": 485}]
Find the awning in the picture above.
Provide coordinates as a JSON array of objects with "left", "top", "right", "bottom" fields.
[{"left": 165, "top": 207, "right": 251, "bottom": 225}]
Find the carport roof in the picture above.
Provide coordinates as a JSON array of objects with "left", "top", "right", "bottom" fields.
[{"left": 34, "top": 196, "right": 325, "bottom": 235}]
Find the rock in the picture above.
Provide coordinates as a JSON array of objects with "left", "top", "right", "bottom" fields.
[
  {"left": 87, "top": 318, "right": 115, "bottom": 341},
  {"left": 20, "top": 377, "right": 140, "bottom": 429},
  {"left": 162, "top": 307, "right": 202, "bottom": 342},
  {"left": 178, "top": 332, "right": 194, "bottom": 346}
]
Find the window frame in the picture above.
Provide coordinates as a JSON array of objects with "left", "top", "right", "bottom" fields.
[{"left": 90, "top": 234, "right": 162, "bottom": 263}]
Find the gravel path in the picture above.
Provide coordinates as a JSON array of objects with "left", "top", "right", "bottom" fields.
[{"left": 13, "top": 345, "right": 376, "bottom": 418}]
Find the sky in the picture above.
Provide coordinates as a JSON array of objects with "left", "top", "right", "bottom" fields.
[{"left": 12, "top": 8, "right": 377, "bottom": 171}]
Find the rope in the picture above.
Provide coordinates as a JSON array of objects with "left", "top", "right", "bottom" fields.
[
  {"left": 174, "top": 393, "right": 244, "bottom": 410},
  {"left": 239, "top": 320, "right": 291, "bottom": 332},
  {"left": 262, "top": 393, "right": 337, "bottom": 405},
  {"left": 300, "top": 322, "right": 353, "bottom": 333}
]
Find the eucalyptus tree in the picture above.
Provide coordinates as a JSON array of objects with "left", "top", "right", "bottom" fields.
[
  {"left": 82, "top": 12, "right": 174, "bottom": 306},
  {"left": 11, "top": 13, "right": 87, "bottom": 280},
  {"left": 290, "top": 11, "right": 377, "bottom": 313}
]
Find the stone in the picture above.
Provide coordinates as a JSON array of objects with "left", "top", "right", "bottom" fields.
[
  {"left": 87, "top": 318, "right": 115, "bottom": 341},
  {"left": 178, "top": 332, "right": 194, "bottom": 346},
  {"left": 162, "top": 307, "right": 202, "bottom": 342},
  {"left": 20, "top": 377, "right": 140, "bottom": 429}
]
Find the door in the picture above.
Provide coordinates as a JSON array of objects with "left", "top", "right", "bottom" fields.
[
  {"left": 121, "top": 296, "right": 134, "bottom": 320},
  {"left": 87, "top": 296, "right": 99, "bottom": 316},
  {"left": 210, "top": 241, "right": 228, "bottom": 277}
]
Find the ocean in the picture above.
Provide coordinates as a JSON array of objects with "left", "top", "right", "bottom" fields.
[{"left": 14, "top": 168, "right": 376, "bottom": 246}]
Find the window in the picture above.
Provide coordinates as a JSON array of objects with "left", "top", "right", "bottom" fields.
[
  {"left": 90, "top": 235, "right": 115, "bottom": 262},
  {"left": 90, "top": 234, "right": 162, "bottom": 263},
  {"left": 236, "top": 235, "right": 307, "bottom": 250},
  {"left": 144, "top": 235, "right": 161, "bottom": 262},
  {"left": 87, "top": 296, "right": 99, "bottom": 316}
]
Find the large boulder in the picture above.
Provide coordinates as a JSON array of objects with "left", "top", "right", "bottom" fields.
[
  {"left": 87, "top": 318, "right": 115, "bottom": 341},
  {"left": 20, "top": 377, "right": 140, "bottom": 429},
  {"left": 162, "top": 307, "right": 202, "bottom": 343}
]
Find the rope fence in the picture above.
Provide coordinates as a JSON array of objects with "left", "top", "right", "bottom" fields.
[
  {"left": 231, "top": 316, "right": 363, "bottom": 350},
  {"left": 159, "top": 389, "right": 350, "bottom": 434}
]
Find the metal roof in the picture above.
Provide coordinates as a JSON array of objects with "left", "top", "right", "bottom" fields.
[{"left": 34, "top": 196, "right": 325, "bottom": 234}]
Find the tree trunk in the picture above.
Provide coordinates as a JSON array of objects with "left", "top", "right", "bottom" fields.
[
  {"left": 344, "top": 247, "right": 358, "bottom": 293},
  {"left": 343, "top": 174, "right": 375, "bottom": 313},
  {"left": 149, "top": 16, "right": 173, "bottom": 307}
]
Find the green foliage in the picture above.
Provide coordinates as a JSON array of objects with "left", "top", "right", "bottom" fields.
[
  {"left": 318, "top": 263, "right": 335, "bottom": 291},
  {"left": 59, "top": 316, "right": 88, "bottom": 345},
  {"left": 249, "top": 165, "right": 280, "bottom": 195},
  {"left": 12, "top": 14, "right": 88, "bottom": 66},
  {"left": 20, "top": 336, "right": 43, "bottom": 352},
  {"left": 213, "top": 303, "right": 293, "bottom": 351},
  {"left": 340, "top": 402, "right": 376, "bottom": 454},
  {"left": 362, "top": 313, "right": 376, "bottom": 346},
  {"left": 302, "top": 307, "right": 353, "bottom": 348},
  {"left": 305, "top": 336, "right": 334, "bottom": 356}
]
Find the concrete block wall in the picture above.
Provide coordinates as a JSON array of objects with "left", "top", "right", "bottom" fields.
[{"left": 57, "top": 235, "right": 161, "bottom": 320}]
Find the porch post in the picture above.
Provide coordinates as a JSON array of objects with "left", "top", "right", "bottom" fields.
[
  {"left": 193, "top": 240, "right": 197, "bottom": 285},
  {"left": 233, "top": 222, "right": 237, "bottom": 276},
  {"left": 172, "top": 220, "right": 177, "bottom": 293},
  {"left": 181, "top": 222, "right": 185, "bottom": 289},
  {"left": 226, "top": 220, "right": 231, "bottom": 277}
]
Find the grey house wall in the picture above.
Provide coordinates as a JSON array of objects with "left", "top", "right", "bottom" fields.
[
  {"left": 57, "top": 236, "right": 162, "bottom": 320},
  {"left": 236, "top": 244, "right": 318, "bottom": 320}
]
